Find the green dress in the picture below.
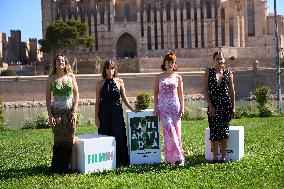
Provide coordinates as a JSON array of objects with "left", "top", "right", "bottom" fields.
[{"left": 50, "top": 75, "right": 75, "bottom": 173}]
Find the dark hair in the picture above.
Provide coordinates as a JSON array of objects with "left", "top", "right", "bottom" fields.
[
  {"left": 161, "top": 51, "right": 177, "bottom": 71},
  {"left": 102, "top": 59, "right": 118, "bottom": 79},
  {"left": 213, "top": 50, "right": 228, "bottom": 70},
  {"left": 51, "top": 54, "right": 72, "bottom": 76},
  {"left": 213, "top": 50, "right": 224, "bottom": 59}
]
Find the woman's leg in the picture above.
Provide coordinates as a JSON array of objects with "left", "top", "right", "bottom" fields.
[
  {"left": 220, "top": 139, "right": 228, "bottom": 161},
  {"left": 211, "top": 141, "right": 219, "bottom": 161},
  {"left": 71, "top": 138, "right": 77, "bottom": 171}
]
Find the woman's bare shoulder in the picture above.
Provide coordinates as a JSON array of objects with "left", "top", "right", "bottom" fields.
[
  {"left": 115, "top": 78, "right": 124, "bottom": 84},
  {"left": 96, "top": 79, "right": 105, "bottom": 87}
]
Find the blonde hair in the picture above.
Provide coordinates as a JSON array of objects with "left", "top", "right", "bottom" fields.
[{"left": 50, "top": 54, "right": 73, "bottom": 76}]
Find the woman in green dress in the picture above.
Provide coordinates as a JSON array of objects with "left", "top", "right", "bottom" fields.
[{"left": 46, "top": 54, "right": 79, "bottom": 173}]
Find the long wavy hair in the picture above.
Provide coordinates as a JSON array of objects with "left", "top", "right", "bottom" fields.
[
  {"left": 161, "top": 51, "right": 177, "bottom": 71},
  {"left": 51, "top": 54, "right": 73, "bottom": 76}
]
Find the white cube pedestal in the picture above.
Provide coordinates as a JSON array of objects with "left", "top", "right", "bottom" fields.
[
  {"left": 205, "top": 126, "right": 244, "bottom": 161},
  {"left": 75, "top": 134, "right": 116, "bottom": 173}
]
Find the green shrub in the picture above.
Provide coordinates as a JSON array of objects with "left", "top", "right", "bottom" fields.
[
  {"left": 194, "top": 106, "right": 207, "bottom": 120},
  {"left": 258, "top": 104, "right": 274, "bottom": 117},
  {"left": 135, "top": 92, "right": 151, "bottom": 110},
  {"left": 182, "top": 106, "right": 206, "bottom": 121},
  {"left": 235, "top": 105, "right": 258, "bottom": 118},
  {"left": 0, "top": 98, "right": 5, "bottom": 128},
  {"left": 181, "top": 107, "right": 191, "bottom": 121},
  {"left": 22, "top": 113, "right": 50, "bottom": 129},
  {"left": 255, "top": 86, "right": 270, "bottom": 106},
  {"left": 0, "top": 70, "right": 17, "bottom": 76},
  {"left": 254, "top": 86, "right": 275, "bottom": 117},
  {"left": 76, "top": 111, "right": 83, "bottom": 126},
  {"left": 230, "top": 56, "right": 235, "bottom": 61}
]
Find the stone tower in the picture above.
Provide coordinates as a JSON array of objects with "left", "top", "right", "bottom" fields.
[
  {"left": 7, "top": 30, "right": 21, "bottom": 63},
  {"left": 29, "top": 38, "right": 38, "bottom": 62}
]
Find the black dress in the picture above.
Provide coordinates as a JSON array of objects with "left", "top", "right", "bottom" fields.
[
  {"left": 98, "top": 79, "right": 130, "bottom": 166},
  {"left": 207, "top": 68, "right": 232, "bottom": 141}
]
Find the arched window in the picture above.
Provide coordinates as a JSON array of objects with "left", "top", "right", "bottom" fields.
[
  {"left": 124, "top": 4, "right": 131, "bottom": 22},
  {"left": 100, "top": 9, "right": 105, "bottom": 24},
  {"left": 247, "top": 0, "right": 255, "bottom": 36},
  {"left": 147, "top": 27, "right": 151, "bottom": 50},
  {"left": 221, "top": 8, "right": 225, "bottom": 19},
  {"left": 185, "top": 2, "right": 191, "bottom": 20},
  {"left": 147, "top": 4, "right": 151, "bottom": 22},
  {"left": 206, "top": 2, "right": 212, "bottom": 18},
  {"left": 187, "top": 27, "right": 191, "bottom": 48},
  {"left": 166, "top": 3, "right": 171, "bottom": 21},
  {"left": 229, "top": 18, "right": 234, "bottom": 47}
]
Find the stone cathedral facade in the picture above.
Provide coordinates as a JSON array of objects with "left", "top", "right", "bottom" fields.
[{"left": 41, "top": 0, "right": 284, "bottom": 61}]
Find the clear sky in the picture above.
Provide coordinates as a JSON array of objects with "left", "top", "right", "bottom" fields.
[{"left": 0, "top": 0, "right": 283, "bottom": 43}]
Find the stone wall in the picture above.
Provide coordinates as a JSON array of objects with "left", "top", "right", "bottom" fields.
[
  {"left": 0, "top": 69, "right": 283, "bottom": 102},
  {"left": 74, "top": 46, "right": 279, "bottom": 74}
]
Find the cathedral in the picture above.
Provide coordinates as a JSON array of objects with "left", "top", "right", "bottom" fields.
[{"left": 41, "top": 0, "right": 284, "bottom": 61}]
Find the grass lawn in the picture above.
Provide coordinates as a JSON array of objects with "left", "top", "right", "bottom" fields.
[{"left": 0, "top": 117, "right": 283, "bottom": 188}]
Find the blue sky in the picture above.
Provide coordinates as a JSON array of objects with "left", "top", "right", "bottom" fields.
[{"left": 0, "top": 0, "right": 283, "bottom": 43}]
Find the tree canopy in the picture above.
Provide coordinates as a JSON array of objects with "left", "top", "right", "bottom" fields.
[{"left": 39, "top": 19, "right": 94, "bottom": 54}]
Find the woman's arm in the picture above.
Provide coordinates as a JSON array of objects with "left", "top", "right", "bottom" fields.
[
  {"left": 46, "top": 76, "right": 55, "bottom": 126},
  {"left": 204, "top": 69, "right": 216, "bottom": 116},
  {"left": 177, "top": 75, "right": 184, "bottom": 117},
  {"left": 71, "top": 74, "right": 79, "bottom": 114},
  {"left": 46, "top": 77, "right": 52, "bottom": 116},
  {"left": 95, "top": 80, "right": 101, "bottom": 127},
  {"left": 228, "top": 71, "right": 236, "bottom": 115},
  {"left": 153, "top": 74, "right": 160, "bottom": 116},
  {"left": 120, "top": 79, "right": 135, "bottom": 112}
]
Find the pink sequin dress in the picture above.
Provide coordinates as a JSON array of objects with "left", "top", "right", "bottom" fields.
[{"left": 157, "top": 74, "right": 185, "bottom": 164}]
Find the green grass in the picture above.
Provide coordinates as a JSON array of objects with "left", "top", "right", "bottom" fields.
[{"left": 0, "top": 117, "right": 283, "bottom": 188}]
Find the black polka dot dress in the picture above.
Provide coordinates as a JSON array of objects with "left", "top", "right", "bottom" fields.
[{"left": 207, "top": 68, "right": 233, "bottom": 141}]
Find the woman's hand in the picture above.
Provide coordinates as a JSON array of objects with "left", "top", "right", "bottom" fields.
[
  {"left": 71, "top": 112, "right": 77, "bottom": 125},
  {"left": 48, "top": 115, "right": 56, "bottom": 127},
  {"left": 178, "top": 109, "right": 184, "bottom": 118},
  {"left": 231, "top": 108, "right": 236, "bottom": 117},
  {"left": 153, "top": 108, "right": 160, "bottom": 116},
  {"left": 131, "top": 108, "right": 140, "bottom": 113},
  {"left": 208, "top": 105, "right": 216, "bottom": 117},
  {"left": 95, "top": 117, "right": 100, "bottom": 128}
]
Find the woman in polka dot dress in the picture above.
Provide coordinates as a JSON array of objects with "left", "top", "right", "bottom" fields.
[{"left": 204, "top": 50, "right": 236, "bottom": 163}]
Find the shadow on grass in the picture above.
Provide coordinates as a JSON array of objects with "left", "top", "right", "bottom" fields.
[
  {"left": 0, "top": 154, "right": 210, "bottom": 179},
  {"left": 0, "top": 165, "right": 53, "bottom": 180}
]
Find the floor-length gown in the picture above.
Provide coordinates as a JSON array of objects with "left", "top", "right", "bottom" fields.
[
  {"left": 50, "top": 76, "right": 75, "bottom": 173},
  {"left": 158, "top": 74, "right": 184, "bottom": 164},
  {"left": 98, "top": 79, "right": 129, "bottom": 166}
]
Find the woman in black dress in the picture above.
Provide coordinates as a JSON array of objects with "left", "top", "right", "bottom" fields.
[
  {"left": 204, "top": 50, "right": 235, "bottom": 163},
  {"left": 95, "top": 60, "right": 136, "bottom": 167}
]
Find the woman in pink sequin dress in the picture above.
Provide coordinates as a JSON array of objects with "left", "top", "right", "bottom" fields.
[{"left": 153, "top": 51, "right": 185, "bottom": 166}]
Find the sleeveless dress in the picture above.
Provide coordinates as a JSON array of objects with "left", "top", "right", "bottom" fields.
[
  {"left": 50, "top": 75, "right": 75, "bottom": 173},
  {"left": 157, "top": 74, "right": 184, "bottom": 164},
  {"left": 98, "top": 79, "right": 129, "bottom": 167},
  {"left": 207, "top": 68, "right": 232, "bottom": 141}
]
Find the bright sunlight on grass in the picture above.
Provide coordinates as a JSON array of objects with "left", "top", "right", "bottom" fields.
[{"left": 0, "top": 117, "right": 283, "bottom": 188}]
